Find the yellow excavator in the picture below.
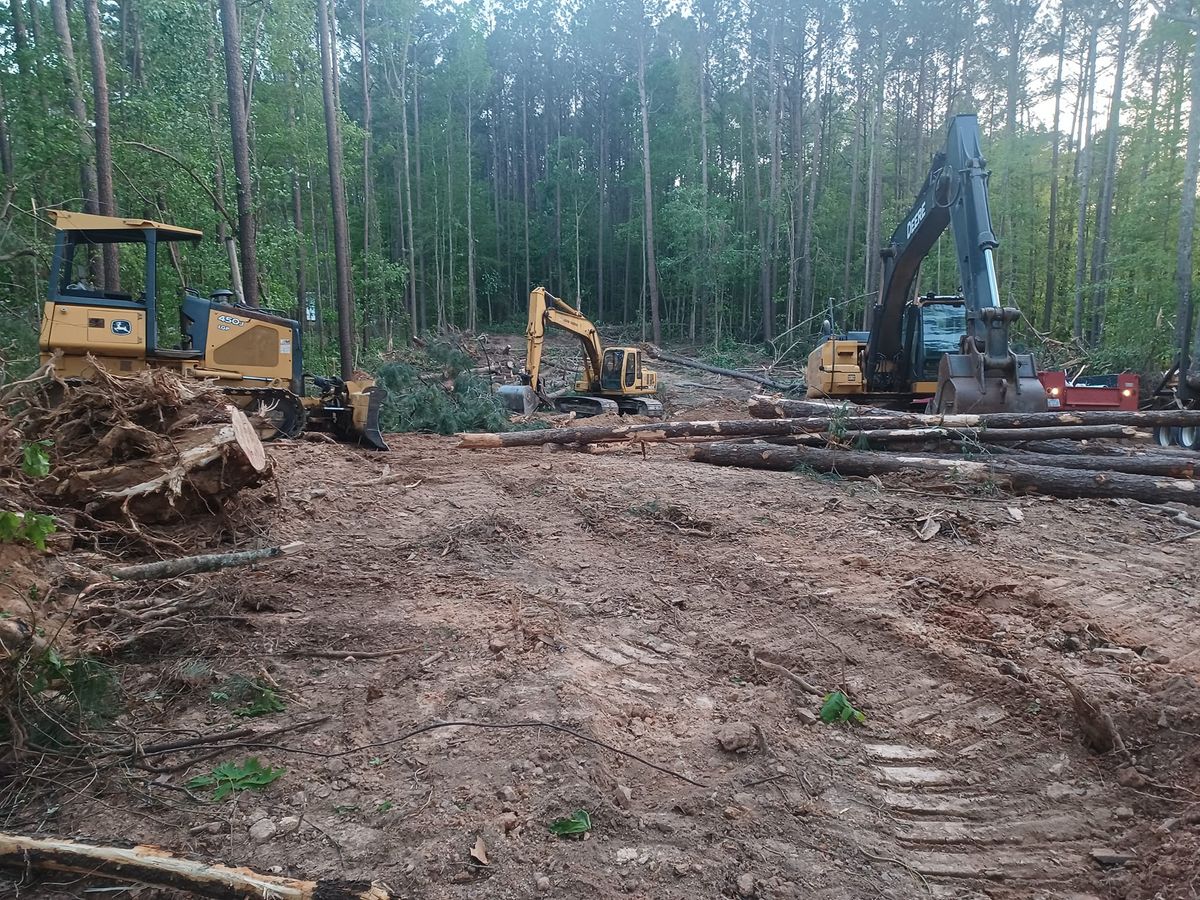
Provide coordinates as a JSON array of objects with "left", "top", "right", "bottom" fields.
[
  {"left": 498, "top": 287, "right": 663, "bottom": 417},
  {"left": 38, "top": 211, "right": 387, "bottom": 448}
]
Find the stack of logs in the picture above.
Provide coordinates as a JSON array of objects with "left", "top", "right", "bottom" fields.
[{"left": 458, "top": 395, "right": 1200, "bottom": 506}]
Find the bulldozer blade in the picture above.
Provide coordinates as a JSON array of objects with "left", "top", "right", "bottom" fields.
[
  {"left": 497, "top": 384, "right": 540, "bottom": 415},
  {"left": 353, "top": 385, "right": 388, "bottom": 451}
]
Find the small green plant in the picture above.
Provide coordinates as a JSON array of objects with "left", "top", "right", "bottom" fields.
[
  {"left": 210, "top": 675, "right": 285, "bottom": 718},
  {"left": 548, "top": 808, "right": 592, "bottom": 838},
  {"left": 819, "top": 691, "right": 866, "bottom": 725},
  {"left": 21, "top": 440, "right": 52, "bottom": 478},
  {"left": 826, "top": 402, "right": 852, "bottom": 442},
  {"left": 187, "top": 758, "right": 285, "bottom": 801},
  {"left": 375, "top": 800, "right": 394, "bottom": 813},
  {"left": 0, "top": 510, "right": 57, "bottom": 550}
]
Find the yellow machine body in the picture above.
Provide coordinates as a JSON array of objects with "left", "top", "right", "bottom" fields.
[{"left": 37, "top": 210, "right": 386, "bottom": 448}]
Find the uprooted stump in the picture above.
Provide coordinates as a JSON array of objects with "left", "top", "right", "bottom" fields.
[{"left": 4, "top": 366, "right": 272, "bottom": 524}]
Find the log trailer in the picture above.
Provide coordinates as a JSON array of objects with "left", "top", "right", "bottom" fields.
[
  {"left": 807, "top": 114, "right": 1047, "bottom": 415},
  {"left": 499, "top": 287, "right": 664, "bottom": 418},
  {"left": 38, "top": 211, "right": 387, "bottom": 449}
]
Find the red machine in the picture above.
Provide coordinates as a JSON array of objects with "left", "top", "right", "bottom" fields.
[{"left": 1038, "top": 371, "right": 1139, "bottom": 412}]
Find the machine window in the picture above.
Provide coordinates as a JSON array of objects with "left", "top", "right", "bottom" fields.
[
  {"left": 919, "top": 304, "right": 966, "bottom": 379},
  {"left": 625, "top": 356, "right": 636, "bottom": 387}
]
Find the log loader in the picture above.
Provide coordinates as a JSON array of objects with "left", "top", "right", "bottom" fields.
[
  {"left": 499, "top": 287, "right": 663, "bottom": 417},
  {"left": 38, "top": 211, "right": 387, "bottom": 449},
  {"left": 807, "top": 114, "right": 1047, "bottom": 414}
]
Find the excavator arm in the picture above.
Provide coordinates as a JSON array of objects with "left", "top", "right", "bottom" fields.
[{"left": 522, "top": 287, "right": 605, "bottom": 393}]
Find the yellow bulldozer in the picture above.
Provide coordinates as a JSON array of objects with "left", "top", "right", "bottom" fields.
[{"left": 38, "top": 211, "right": 386, "bottom": 449}]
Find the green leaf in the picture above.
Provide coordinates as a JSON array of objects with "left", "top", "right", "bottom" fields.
[
  {"left": 819, "top": 691, "right": 866, "bottom": 725},
  {"left": 186, "top": 757, "right": 284, "bottom": 801},
  {"left": 548, "top": 808, "right": 592, "bottom": 838},
  {"left": 21, "top": 440, "right": 52, "bottom": 479}
]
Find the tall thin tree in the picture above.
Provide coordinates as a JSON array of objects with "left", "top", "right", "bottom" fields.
[
  {"left": 84, "top": 0, "right": 118, "bottom": 290},
  {"left": 219, "top": 0, "right": 260, "bottom": 307}
]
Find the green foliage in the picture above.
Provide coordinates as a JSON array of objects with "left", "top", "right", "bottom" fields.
[
  {"left": 21, "top": 441, "right": 52, "bottom": 478},
  {"left": 376, "top": 342, "right": 511, "bottom": 435},
  {"left": 210, "top": 675, "right": 286, "bottom": 718},
  {"left": 0, "top": 511, "right": 57, "bottom": 551},
  {"left": 819, "top": 691, "right": 866, "bottom": 725},
  {"left": 1, "top": 649, "right": 119, "bottom": 751},
  {"left": 187, "top": 758, "right": 285, "bottom": 801},
  {"left": 548, "top": 808, "right": 592, "bottom": 838}
]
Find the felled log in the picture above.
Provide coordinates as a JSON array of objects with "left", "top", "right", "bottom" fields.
[
  {"left": 690, "top": 442, "right": 1200, "bottom": 506},
  {"left": 748, "top": 394, "right": 897, "bottom": 418},
  {"left": 104, "top": 541, "right": 304, "bottom": 581},
  {"left": 459, "top": 415, "right": 881, "bottom": 448},
  {"left": 644, "top": 346, "right": 802, "bottom": 392},
  {"left": 748, "top": 394, "right": 1200, "bottom": 428},
  {"left": 0, "top": 832, "right": 389, "bottom": 899},
  {"left": 460, "top": 414, "right": 1138, "bottom": 450},
  {"left": 844, "top": 424, "right": 1135, "bottom": 444},
  {"left": 50, "top": 407, "right": 270, "bottom": 522}
]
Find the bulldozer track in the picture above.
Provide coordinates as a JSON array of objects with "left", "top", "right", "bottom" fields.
[{"left": 222, "top": 387, "right": 306, "bottom": 440}]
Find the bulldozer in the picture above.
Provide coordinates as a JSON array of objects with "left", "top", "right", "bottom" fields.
[
  {"left": 38, "top": 211, "right": 386, "bottom": 449},
  {"left": 498, "top": 287, "right": 663, "bottom": 417}
]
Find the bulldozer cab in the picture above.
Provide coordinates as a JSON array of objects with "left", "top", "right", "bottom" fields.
[{"left": 46, "top": 211, "right": 203, "bottom": 362}]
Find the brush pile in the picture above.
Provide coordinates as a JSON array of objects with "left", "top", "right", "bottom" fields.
[{"left": 0, "top": 358, "right": 270, "bottom": 528}]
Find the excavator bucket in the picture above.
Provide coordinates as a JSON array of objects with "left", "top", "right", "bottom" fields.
[
  {"left": 931, "top": 307, "right": 1048, "bottom": 415},
  {"left": 497, "top": 384, "right": 540, "bottom": 415}
]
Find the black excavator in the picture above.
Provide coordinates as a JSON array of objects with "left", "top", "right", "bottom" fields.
[{"left": 807, "top": 113, "right": 1047, "bottom": 414}]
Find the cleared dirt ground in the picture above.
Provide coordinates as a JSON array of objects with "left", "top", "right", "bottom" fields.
[{"left": 7, "top": 371, "right": 1200, "bottom": 900}]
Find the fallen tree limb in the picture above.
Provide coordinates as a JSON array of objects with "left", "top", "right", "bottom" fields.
[
  {"left": 104, "top": 542, "right": 304, "bottom": 581},
  {"left": 748, "top": 394, "right": 896, "bottom": 418},
  {"left": 748, "top": 648, "right": 823, "bottom": 696},
  {"left": 748, "top": 394, "right": 1200, "bottom": 428},
  {"left": 690, "top": 443, "right": 1200, "bottom": 506},
  {"left": 644, "top": 346, "right": 802, "bottom": 392},
  {"left": 0, "top": 832, "right": 389, "bottom": 899},
  {"left": 840, "top": 424, "right": 1136, "bottom": 444}
]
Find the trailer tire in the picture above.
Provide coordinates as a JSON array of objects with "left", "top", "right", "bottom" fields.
[
  {"left": 1153, "top": 426, "right": 1177, "bottom": 448},
  {"left": 1178, "top": 425, "right": 1200, "bottom": 450}
]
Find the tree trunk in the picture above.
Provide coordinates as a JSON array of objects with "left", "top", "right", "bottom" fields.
[
  {"left": 0, "top": 84, "right": 12, "bottom": 180},
  {"left": 466, "top": 83, "right": 478, "bottom": 332},
  {"left": 399, "top": 31, "right": 417, "bottom": 331},
  {"left": 842, "top": 87, "right": 863, "bottom": 309},
  {"left": 636, "top": 23, "right": 662, "bottom": 345},
  {"left": 1088, "top": 0, "right": 1132, "bottom": 344},
  {"left": 358, "top": 0, "right": 373, "bottom": 340},
  {"left": 219, "top": 0, "right": 259, "bottom": 307},
  {"left": 690, "top": 443, "right": 1200, "bottom": 508},
  {"left": 1176, "top": 17, "right": 1200, "bottom": 392},
  {"left": 0, "top": 832, "right": 388, "bottom": 900},
  {"left": 84, "top": 0, "right": 119, "bottom": 291},
  {"left": 1073, "top": 24, "right": 1097, "bottom": 342},
  {"left": 1043, "top": 11, "right": 1067, "bottom": 332},
  {"left": 644, "top": 346, "right": 802, "bottom": 391},
  {"left": 51, "top": 0, "right": 101, "bottom": 281},
  {"left": 317, "top": 0, "right": 354, "bottom": 378},
  {"left": 288, "top": 97, "right": 307, "bottom": 328}
]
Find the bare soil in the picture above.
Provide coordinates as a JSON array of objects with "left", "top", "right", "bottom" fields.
[{"left": 6, "top": 369, "right": 1200, "bottom": 900}]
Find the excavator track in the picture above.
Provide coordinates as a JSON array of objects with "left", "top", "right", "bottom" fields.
[{"left": 222, "top": 388, "right": 306, "bottom": 441}]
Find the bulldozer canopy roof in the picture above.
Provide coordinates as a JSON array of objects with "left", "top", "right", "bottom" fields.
[{"left": 50, "top": 210, "right": 203, "bottom": 242}]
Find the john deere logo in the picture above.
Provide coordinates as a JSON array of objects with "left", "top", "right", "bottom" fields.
[{"left": 111, "top": 319, "right": 132, "bottom": 336}]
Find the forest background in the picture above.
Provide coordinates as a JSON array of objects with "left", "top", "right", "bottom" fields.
[{"left": 0, "top": 0, "right": 1197, "bottom": 381}]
